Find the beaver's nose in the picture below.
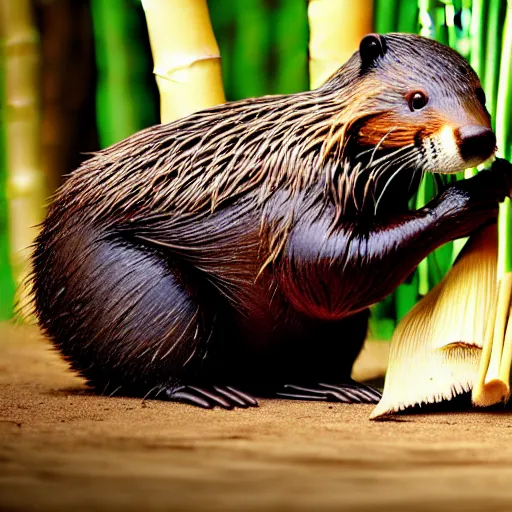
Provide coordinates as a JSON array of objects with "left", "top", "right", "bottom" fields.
[{"left": 457, "top": 125, "right": 496, "bottom": 163}]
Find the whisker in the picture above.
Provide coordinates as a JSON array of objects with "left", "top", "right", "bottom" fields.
[
  {"left": 368, "top": 127, "right": 398, "bottom": 168},
  {"left": 373, "top": 159, "right": 414, "bottom": 214},
  {"left": 371, "top": 151, "right": 414, "bottom": 191},
  {"left": 365, "top": 144, "right": 414, "bottom": 169},
  {"left": 353, "top": 148, "right": 417, "bottom": 213}
]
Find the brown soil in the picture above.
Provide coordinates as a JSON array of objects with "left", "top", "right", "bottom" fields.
[{"left": 1, "top": 322, "right": 512, "bottom": 512}]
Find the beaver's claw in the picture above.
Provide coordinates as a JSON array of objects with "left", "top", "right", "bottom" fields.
[
  {"left": 164, "top": 384, "right": 258, "bottom": 409},
  {"left": 276, "top": 382, "right": 382, "bottom": 404}
]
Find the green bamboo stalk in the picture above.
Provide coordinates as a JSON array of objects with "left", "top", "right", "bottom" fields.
[
  {"left": 433, "top": 1, "right": 448, "bottom": 44},
  {"left": 208, "top": 0, "right": 236, "bottom": 100},
  {"left": 415, "top": 176, "right": 432, "bottom": 295},
  {"left": 483, "top": 0, "right": 506, "bottom": 123},
  {"left": 397, "top": 1, "right": 419, "bottom": 34},
  {"left": 469, "top": 0, "right": 488, "bottom": 80},
  {"left": 496, "top": 1, "right": 512, "bottom": 278},
  {"left": 395, "top": 274, "right": 419, "bottom": 322},
  {"left": 453, "top": 0, "right": 472, "bottom": 59},
  {"left": 91, "top": 0, "right": 151, "bottom": 147},
  {"left": 0, "top": 29, "right": 15, "bottom": 320},
  {"left": 374, "top": 0, "right": 399, "bottom": 33},
  {"left": 444, "top": 0, "right": 457, "bottom": 47},
  {"left": 271, "top": 0, "right": 309, "bottom": 95},
  {"left": 369, "top": 296, "right": 396, "bottom": 341},
  {"left": 231, "top": 0, "right": 269, "bottom": 99}
]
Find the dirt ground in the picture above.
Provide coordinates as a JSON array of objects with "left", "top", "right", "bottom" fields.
[{"left": 2, "top": 323, "right": 512, "bottom": 511}]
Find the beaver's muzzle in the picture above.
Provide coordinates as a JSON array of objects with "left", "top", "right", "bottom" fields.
[{"left": 457, "top": 125, "right": 497, "bottom": 164}]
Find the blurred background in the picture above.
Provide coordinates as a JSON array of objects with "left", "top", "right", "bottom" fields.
[{"left": 0, "top": 0, "right": 510, "bottom": 340}]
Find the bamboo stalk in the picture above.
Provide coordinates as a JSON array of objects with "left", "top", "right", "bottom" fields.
[
  {"left": 232, "top": 0, "right": 269, "bottom": 99},
  {"left": 208, "top": 0, "right": 236, "bottom": 100},
  {"left": 469, "top": 0, "right": 487, "bottom": 80},
  {"left": 308, "top": 0, "right": 373, "bottom": 89},
  {"left": 39, "top": 0, "right": 73, "bottom": 193},
  {"left": 397, "top": 0, "right": 419, "bottom": 34},
  {"left": 472, "top": 273, "right": 512, "bottom": 406},
  {"left": 483, "top": 0, "right": 506, "bottom": 122},
  {"left": 141, "top": 0, "right": 226, "bottom": 124},
  {"left": 0, "top": 0, "right": 46, "bottom": 316},
  {"left": 0, "top": 13, "right": 15, "bottom": 320},
  {"left": 374, "top": 0, "right": 398, "bottom": 34},
  {"left": 472, "top": 1, "right": 512, "bottom": 407},
  {"left": 272, "top": 0, "right": 309, "bottom": 95},
  {"left": 39, "top": 0, "right": 97, "bottom": 192},
  {"left": 91, "top": 0, "right": 151, "bottom": 147}
]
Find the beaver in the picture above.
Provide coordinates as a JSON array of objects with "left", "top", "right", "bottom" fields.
[{"left": 32, "top": 33, "right": 510, "bottom": 409}]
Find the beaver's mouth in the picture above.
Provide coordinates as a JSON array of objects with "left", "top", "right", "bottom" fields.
[{"left": 421, "top": 125, "right": 497, "bottom": 175}]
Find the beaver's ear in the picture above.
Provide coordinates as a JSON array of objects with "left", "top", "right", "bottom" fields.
[{"left": 359, "top": 34, "right": 387, "bottom": 71}]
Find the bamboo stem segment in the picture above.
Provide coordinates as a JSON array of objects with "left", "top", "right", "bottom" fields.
[
  {"left": 0, "top": 0, "right": 46, "bottom": 315},
  {"left": 307, "top": 0, "right": 373, "bottom": 89},
  {"left": 472, "top": 273, "right": 512, "bottom": 406},
  {"left": 141, "top": 0, "right": 226, "bottom": 124},
  {"left": 473, "top": 1, "right": 512, "bottom": 407}
]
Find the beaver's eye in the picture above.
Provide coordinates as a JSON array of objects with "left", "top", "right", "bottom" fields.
[
  {"left": 476, "top": 87, "right": 486, "bottom": 107},
  {"left": 408, "top": 91, "right": 428, "bottom": 111}
]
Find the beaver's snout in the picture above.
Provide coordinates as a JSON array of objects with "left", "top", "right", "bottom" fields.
[{"left": 456, "top": 125, "right": 496, "bottom": 165}]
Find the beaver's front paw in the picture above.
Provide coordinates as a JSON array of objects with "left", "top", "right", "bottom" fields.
[
  {"left": 432, "top": 158, "right": 512, "bottom": 236},
  {"left": 460, "top": 157, "right": 512, "bottom": 204}
]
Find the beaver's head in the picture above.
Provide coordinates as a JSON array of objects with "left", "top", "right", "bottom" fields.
[{"left": 328, "top": 33, "right": 496, "bottom": 174}]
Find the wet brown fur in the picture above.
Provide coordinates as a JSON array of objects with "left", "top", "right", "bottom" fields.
[{"left": 31, "top": 34, "right": 506, "bottom": 404}]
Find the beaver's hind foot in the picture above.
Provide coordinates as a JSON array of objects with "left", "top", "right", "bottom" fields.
[
  {"left": 275, "top": 382, "right": 381, "bottom": 404},
  {"left": 164, "top": 384, "right": 259, "bottom": 409}
]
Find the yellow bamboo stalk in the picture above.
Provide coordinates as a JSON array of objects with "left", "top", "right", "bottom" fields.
[
  {"left": 141, "top": 0, "right": 226, "bottom": 124},
  {"left": 472, "top": 272, "right": 512, "bottom": 406},
  {"left": 308, "top": 0, "right": 373, "bottom": 89},
  {"left": 471, "top": 3, "right": 512, "bottom": 407},
  {"left": 0, "top": 0, "right": 46, "bottom": 315}
]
